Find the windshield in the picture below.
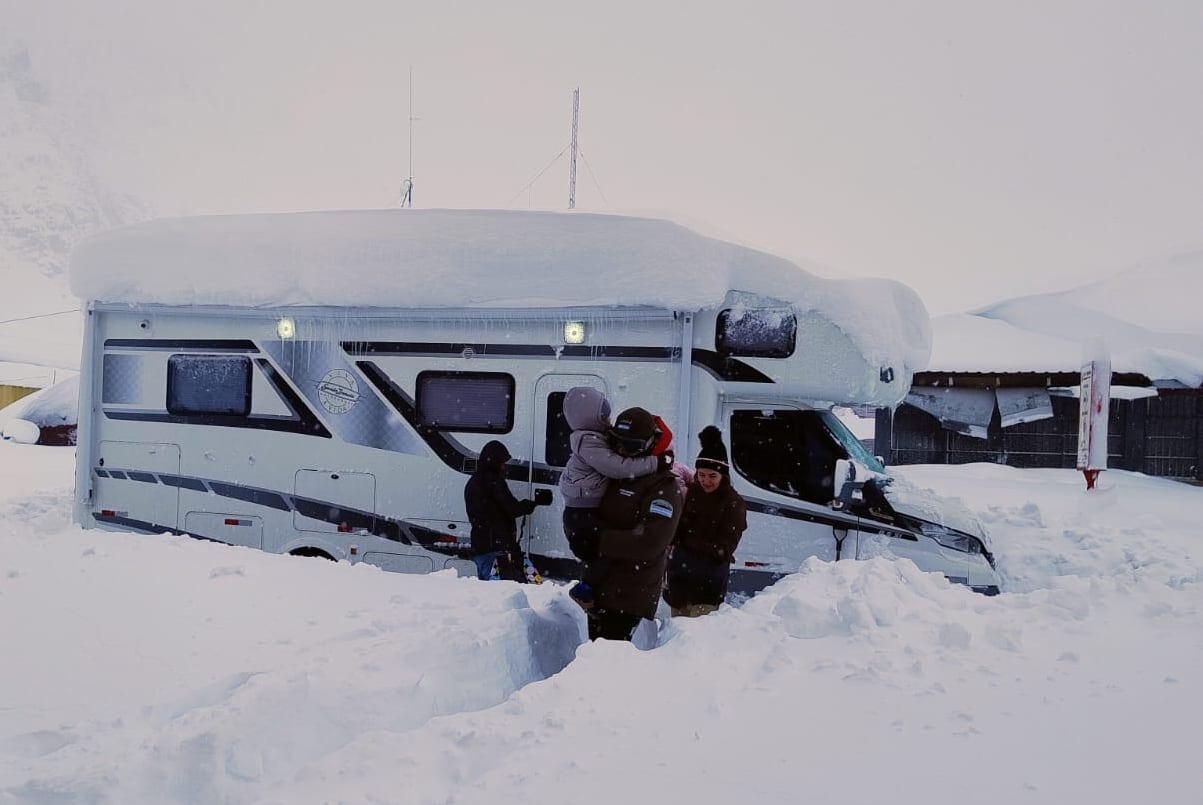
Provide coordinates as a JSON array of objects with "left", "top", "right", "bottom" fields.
[
  {"left": 817, "top": 410, "right": 886, "bottom": 474},
  {"left": 729, "top": 408, "right": 884, "bottom": 504}
]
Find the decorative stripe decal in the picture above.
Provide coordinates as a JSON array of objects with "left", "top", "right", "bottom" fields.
[
  {"left": 208, "top": 482, "right": 290, "bottom": 511},
  {"left": 356, "top": 361, "right": 474, "bottom": 472},
  {"left": 690, "top": 349, "right": 774, "bottom": 383},
  {"left": 345, "top": 342, "right": 679, "bottom": 361},
  {"left": 96, "top": 467, "right": 416, "bottom": 546},
  {"left": 560, "top": 345, "right": 678, "bottom": 360},
  {"left": 344, "top": 341, "right": 557, "bottom": 357},
  {"left": 159, "top": 474, "right": 207, "bottom": 491},
  {"left": 254, "top": 359, "right": 333, "bottom": 438},
  {"left": 341, "top": 340, "right": 766, "bottom": 381},
  {"left": 743, "top": 498, "right": 918, "bottom": 541},
  {"left": 104, "top": 339, "right": 260, "bottom": 352},
  {"left": 356, "top": 359, "right": 562, "bottom": 485},
  {"left": 103, "top": 358, "right": 332, "bottom": 439}
]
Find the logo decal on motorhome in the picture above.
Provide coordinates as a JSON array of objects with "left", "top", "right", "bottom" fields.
[{"left": 318, "top": 369, "right": 360, "bottom": 414}]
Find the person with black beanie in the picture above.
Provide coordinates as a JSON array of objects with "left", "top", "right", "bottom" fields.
[{"left": 662, "top": 425, "right": 748, "bottom": 617}]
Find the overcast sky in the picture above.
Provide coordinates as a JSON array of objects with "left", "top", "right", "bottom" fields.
[{"left": 7, "top": 0, "right": 1203, "bottom": 314}]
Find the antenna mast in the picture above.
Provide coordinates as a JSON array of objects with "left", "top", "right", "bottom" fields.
[
  {"left": 401, "top": 65, "right": 414, "bottom": 207},
  {"left": 568, "top": 88, "right": 579, "bottom": 210}
]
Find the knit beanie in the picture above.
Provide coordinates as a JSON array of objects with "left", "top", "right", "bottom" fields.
[
  {"left": 695, "top": 425, "right": 730, "bottom": 476},
  {"left": 610, "top": 407, "right": 660, "bottom": 455}
]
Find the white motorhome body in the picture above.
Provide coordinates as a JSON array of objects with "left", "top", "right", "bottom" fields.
[{"left": 70, "top": 210, "right": 1000, "bottom": 594}]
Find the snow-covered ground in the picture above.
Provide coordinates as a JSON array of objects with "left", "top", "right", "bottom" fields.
[{"left": 2, "top": 443, "right": 1200, "bottom": 804}]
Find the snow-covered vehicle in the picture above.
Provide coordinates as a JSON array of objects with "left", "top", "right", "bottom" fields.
[{"left": 68, "top": 209, "right": 1000, "bottom": 594}]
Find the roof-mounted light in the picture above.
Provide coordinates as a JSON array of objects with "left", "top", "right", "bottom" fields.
[{"left": 564, "top": 321, "right": 586, "bottom": 345}]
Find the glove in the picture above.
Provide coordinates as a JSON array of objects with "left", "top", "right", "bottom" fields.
[
  {"left": 657, "top": 452, "right": 674, "bottom": 471},
  {"left": 533, "top": 488, "right": 554, "bottom": 506}
]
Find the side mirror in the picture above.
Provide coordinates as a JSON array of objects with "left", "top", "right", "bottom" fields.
[{"left": 831, "top": 458, "right": 865, "bottom": 511}]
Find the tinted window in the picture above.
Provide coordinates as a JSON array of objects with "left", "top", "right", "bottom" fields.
[
  {"left": 167, "top": 355, "right": 251, "bottom": 416},
  {"left": 545, "top": 391, "right": 573, "bottom": 466},
  {"left": 417, "top": 371, "right": 514, "bottom": 432},
  {"left": 716, "top": 308, "right": 797, "bottom": 358},
  {"left": 729, "top": 409, "right": 847, "bottom": 503}
]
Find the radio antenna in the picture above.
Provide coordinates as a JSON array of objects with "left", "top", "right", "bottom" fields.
[
  {"left": 568, "top": 88, "right": 579, "bottom": 209},
  {"left": 401, "top": 65, "right": 415, "bottom": 207}
]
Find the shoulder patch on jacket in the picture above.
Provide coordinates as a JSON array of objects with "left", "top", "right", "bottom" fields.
[{"left": 648, "top": 498, "right": 675, "bottom": 519}]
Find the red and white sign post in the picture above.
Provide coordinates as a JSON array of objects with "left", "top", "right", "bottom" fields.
[{"left": 1077, "top": 346, "right": 1112, "bottom": 490}]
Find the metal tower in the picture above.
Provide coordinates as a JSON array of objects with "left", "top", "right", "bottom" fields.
[{"left": 568, "top": 88, "right": 579, "bottom": 209}]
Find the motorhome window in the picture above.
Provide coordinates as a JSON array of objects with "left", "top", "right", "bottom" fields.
[
  {"left": 716, "top": 308, "right": 797, "bottom": 358},
  {"left": 545, "top": 392, "right": 573, "bottom": 466},
  {"left": 729, "top": 409, "right": 849, "bottom": 503},
  {"left": 417, "top": 371, "right": 514, "bottom": 433},
  {"left": 166, "top": 355, "right": 252, "bottom": 416}
]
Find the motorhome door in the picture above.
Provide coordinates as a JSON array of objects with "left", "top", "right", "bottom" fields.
[
  {"left": 723, "top": 406, "right": 865, "bottom": 575},
  {"left": 527, "top": 373, "right": 608, "bottom": 559}
]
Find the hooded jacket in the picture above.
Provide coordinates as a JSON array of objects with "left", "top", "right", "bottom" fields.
[
  {"left": 464, "top": 440, "right": 537, "bottom": 555},
  {"left": 558, "top": 387, "right": 659, "bottom": 508}
]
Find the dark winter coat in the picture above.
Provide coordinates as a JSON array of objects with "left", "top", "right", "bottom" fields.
[
  {"left": 663, "top": 477, "right": 748, "bottom": 608},
  {"left": 464, "top": 441, "right": 537, "bottom": 555},
  {"left": 584, "top": 467, "right": 684, "bottom": 619}
]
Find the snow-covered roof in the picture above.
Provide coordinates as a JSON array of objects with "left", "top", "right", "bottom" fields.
[
  {"left": 69, "top": 208, "right": 932, "bottom": 379},
  {"left": 926, "top": 253, "right": 1203, "bottom": 386},
  {"left": 0, "top": 361, "right": 72, "bottom": 390},
  {"left": 0, "top": 373, "right": 78, "bottom": 426}
]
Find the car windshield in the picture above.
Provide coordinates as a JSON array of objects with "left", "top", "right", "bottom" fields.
[{"left": 817, "top": 410, "right": 886, "bottom": 474}]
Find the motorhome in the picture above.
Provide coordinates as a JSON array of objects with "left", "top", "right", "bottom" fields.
[{"left": 70, "top": 209, "right": 1000, "bottom": 595}]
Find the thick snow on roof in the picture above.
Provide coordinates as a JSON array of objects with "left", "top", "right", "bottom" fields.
[
  {"left": 69, "top": 209, "right": 931, "bottom": 375},
  {"left": 928, "top": 252, "right": 1203, "bottom": 385},
  {"left": 0, "top": 360, "right": 72, "bottom": 390}
]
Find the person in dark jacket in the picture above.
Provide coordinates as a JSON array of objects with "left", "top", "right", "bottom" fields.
[
  {"left": 662, "top": 426, "right": 748, "bottom": 617},
  {"left": 583, "top": 407, "right": 684, "bottom": 641},
  {"left": 557, "top": 386, "right": 666, "bottom": 609},
  {"left": 464, "top": 440, "right": 544, "bottom": 581}
]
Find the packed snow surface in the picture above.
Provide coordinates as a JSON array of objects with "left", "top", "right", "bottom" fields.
[{"left": 2, "top": 443, "right": 1201, "bottom": 804}]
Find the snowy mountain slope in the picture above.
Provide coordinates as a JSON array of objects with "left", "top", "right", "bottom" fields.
[{"left": 0, "top": 41, "right": 147, "bottom": 369}]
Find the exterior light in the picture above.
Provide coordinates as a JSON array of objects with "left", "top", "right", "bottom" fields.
[
  {"left": 277, "top": 318, "right": 296, "bottom": 339},
  {"left": 564, "top": 321, "right": 586, "bottom": 345}
]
